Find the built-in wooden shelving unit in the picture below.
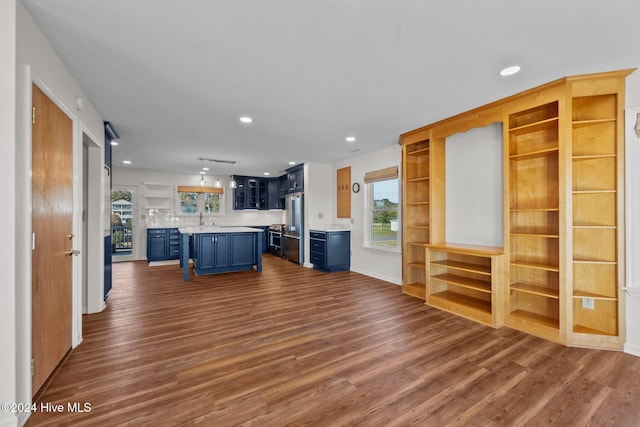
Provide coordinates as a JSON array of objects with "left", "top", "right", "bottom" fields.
[
  {"left": 426, "top": 243, "right": 505, "bottom": 327},
  {"left": 402, "top": 140, "right": 431, "bottom": 299},
  {"left": 399, "top": 69, "right": 632, "bottom": 350}
]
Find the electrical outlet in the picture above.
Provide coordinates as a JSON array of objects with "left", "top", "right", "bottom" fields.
[
  {"left": 318, "top": 212, "right": 323, "bottom": 219},
  {"left": 582, "top": 297, "right": 595, "bottom": 310}
]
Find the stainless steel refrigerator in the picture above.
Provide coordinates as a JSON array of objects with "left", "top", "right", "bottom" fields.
[{"left": 283, "top": 192, "right": 304, "bottom": 264}]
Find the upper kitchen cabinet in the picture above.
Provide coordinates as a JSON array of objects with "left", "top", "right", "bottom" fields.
[
  {"left": 267, "top": 178, "right": 285, "bottom": 210},
  {"left": 287, "top": 164, "right": 304, "bottom": 193},
  {"left": 232, "top": 175, "right": 277, "bottom": 210}
]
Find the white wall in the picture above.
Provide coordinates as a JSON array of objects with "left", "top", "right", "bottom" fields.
[
  {"left": 624, "top": 70, "right": 640, "bottom": 356},
  {"left": 333, "top": 145, "right": 403, "bottom": 285},
  {"left": 1, "top": 2, "right": 17, "bottom": 426},
  {"left": 14, "top": 2, "right": 106, "bottom": 421},
  {"left": 112, "top": 167, "right": 285, "bottom": 260},
  {"left": 446, "top": 122, "right": 504, "bottom": 247}
]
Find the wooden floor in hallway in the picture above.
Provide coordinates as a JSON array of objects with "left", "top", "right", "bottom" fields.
[{"left": 27, "top": 255, "right": 640, "bottom": 426}]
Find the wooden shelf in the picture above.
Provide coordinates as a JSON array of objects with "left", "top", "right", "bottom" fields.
[
  {"left": 573, "top": 154, "right": 616, "bottom": 160},
  {"left": 573, "top": 258, "right": 617, "bottom": 265},
  {"left": 509, "top": 147, "right": 559, "bottom": 161},
  {"left": 408, "top": 177, "right": 429, "bottom": 183},
  {"left": 426, "top": 245, "right": 504, "bottom": 328},
  {"left": 509, "top": 208, "right": 559, "bottom": 213},
  {"left": 510, "top": 260, "right": 560, "bottom": 272},
  {"left": 431, "top": 259, "right": 491, "bottom": 276},
  {"left": 573, "top": 291, "right": 617, "bottom": 301},
  {"left": 573, "top": 325, "right": 617, "bottom": 336},
  {"left": 509, "top": 309, "right": 559, "bottom": 330},
  {"left": 429, "top": 291, "right": 492, "bottom": 314},
  {"left": 572, "top": 118, "right": 616, "bottom": 127},
  {"left": 431, "top": 273, "right": 491, "bottom": 293},
  {"left": 509, "top": 117, "right": 559, "bottom": 135},
  {"left": 511, "top": 283, "right": 559, "bottom": 299},
  {"left": 510, "top": 231, "right": 559, "bottom": 238},
  {"left": 407, "top": 262, "right": 426, "bottom": 269},
  {"left": 407, "top": 224, "right": 430, "bottom": 229},
  {"left": 407, "top": 146, "right": 429, "bottom": 156}
]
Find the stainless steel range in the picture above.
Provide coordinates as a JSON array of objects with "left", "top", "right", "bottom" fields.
[{"left": 268, "top": 224, "right": 284, "bottom": 257}]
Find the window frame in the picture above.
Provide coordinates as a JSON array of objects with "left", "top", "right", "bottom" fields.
[
  {"left": 176, "top": 188, "right": 224, "bottom": 216},
  {"left": 363, "top": 175, "right": 401, "bottom": 253}
]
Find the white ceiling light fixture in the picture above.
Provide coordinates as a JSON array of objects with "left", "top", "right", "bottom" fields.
[
  {"left": 239, "top": 116, "right": 253, "bottom": 124},
  {"left": 122, "top": 160, "right": 131, "bottom": 164},
  {"left": 289, "top": 161, "right": 296, "bottom": 165},
  {"left": 346, "top": 136, "right": 356, "bottom": 143},
  {"left": 499, "top": 64, "right": 522, "bottom": 77},
  {"left": 110, "top": 141, "right": 118, "bottom": 146}
]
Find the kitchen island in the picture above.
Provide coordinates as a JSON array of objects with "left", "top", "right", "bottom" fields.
[{"left": 179, "top": 226, "right": 263, "bottom": 281}]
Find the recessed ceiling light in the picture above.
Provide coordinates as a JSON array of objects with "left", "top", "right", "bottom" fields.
[
  {"left": 346, "top": 136, "right": 356, "bottom": 143},
  {"left": 263, "top": 172, "right": 270, "bottom": 176},
  {"left": 202, "top": 167, "right": 209, "bottom": 171},
  {"left": 500, "top": 65, "right": 522, "bottom": 77},
  {"left": 110, "top": 141, "right": 118, "bottom": 146},
  {"left": 289, "top": 161, "right": 296, "bottom": 165},
  {"left": 122, "top": 160, "right": 132, "bottom": 164},
  {"left": 239, "top": 116, "right": 253, "bottom": 124}
]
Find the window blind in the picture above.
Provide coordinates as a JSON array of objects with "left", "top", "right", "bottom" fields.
[
  {"left": 177, "top": 186, "right": 224, "bottom": 194},
  {"left": 363, "top": 166, "right": 398, "bottom": 183}
]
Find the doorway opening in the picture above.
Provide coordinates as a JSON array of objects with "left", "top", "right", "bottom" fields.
[{"left": 111, "top": 186, "right": 136, "bottom": 260}]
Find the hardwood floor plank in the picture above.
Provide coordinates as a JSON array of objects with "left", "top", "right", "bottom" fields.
[{"left": 26, "top": 256, "right": 640, "bottom": 426}]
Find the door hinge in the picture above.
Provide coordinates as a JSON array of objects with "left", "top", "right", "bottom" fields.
[
  {"left": 31, "top": 358, "right": 35, "bottom": 376},
  {"left": 32, "top": 107, "right": 36, "bottom": 125}
]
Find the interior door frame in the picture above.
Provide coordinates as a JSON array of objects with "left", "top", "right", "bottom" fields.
[{"left": 31, "top": 75, "right": 84, "bottom": 355}]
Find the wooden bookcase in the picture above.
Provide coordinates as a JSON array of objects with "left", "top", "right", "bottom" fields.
[
  {"left": 401, "top": 140, "right": 431, "bottom": 299},
  {"left": 568, "top": 77, "right": 626, "bottom": 349},
  {"left": 426, "top": 243, "right": 505, "bottom": 327},
  {"left": 505, "top": 101, "right": 563, "bottom": 342},
  {"left": 399, "top": 69, "right": 632, "bottom": 350}
]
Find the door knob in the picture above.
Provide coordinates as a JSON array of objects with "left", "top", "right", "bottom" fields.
[{"left": 67, "top": 249, "right": 81, "bottom": 256}]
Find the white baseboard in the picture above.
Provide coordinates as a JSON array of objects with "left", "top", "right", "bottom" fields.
[
  {"left": 349, "top": 266, "right": 401, "bottom": 286},
  {"left": 0, "top": 412, "right": 19, "bottom": 427},
  {"left": 624, "top": 342, "right": 640, "bottom": 358}
]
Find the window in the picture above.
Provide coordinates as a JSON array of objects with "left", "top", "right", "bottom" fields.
[
  {"left": 177, "top": 186, "right": 223, "bottom": 215},
  {"left": 364, "top": 166, "right": 399, "bottom": 250}
]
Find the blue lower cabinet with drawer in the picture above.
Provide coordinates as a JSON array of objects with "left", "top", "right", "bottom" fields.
[
  {"left": 147, "top": 228, "right": 182, "bottom": 262},
  {"left": 309, "top": 230, "right": 350, "bottom": 273}
]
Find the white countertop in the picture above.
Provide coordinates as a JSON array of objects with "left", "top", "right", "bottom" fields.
[
  {"left": 309, "top": 225, "right": 350, "bottom": 232},
  {"left": 178, "top": 226, "right": 264, "bottom": 234}
]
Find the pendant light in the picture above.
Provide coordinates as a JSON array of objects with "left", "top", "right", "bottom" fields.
[
  {"left": 199, "top": 159, "right": 206, "bottom": 188},
  {"left": 228, "top": 162, "right": 237, "bottom": 189}
]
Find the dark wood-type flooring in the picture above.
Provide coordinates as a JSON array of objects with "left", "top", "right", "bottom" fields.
[{"left": 27, "top": 255, "right": 640, "bottom": 426}]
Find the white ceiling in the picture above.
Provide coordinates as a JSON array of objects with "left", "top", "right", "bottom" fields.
[{"left": 22, "top": 0, "right": 640, "bottom": 177}]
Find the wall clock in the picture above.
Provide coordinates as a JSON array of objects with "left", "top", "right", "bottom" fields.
[{"left": 352, "top": 182, "right": 360, "bottom": 193}]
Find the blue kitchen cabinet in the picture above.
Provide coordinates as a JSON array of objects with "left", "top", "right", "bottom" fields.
[
  {"left": 286, "top": 164, "right": 304, "bottom": 193},
  {"left": 147, "top": 228, "right": 181, "bottom": 261},
  {"left": 309, "top": 230, "right": 350, "bottom": 273},
  {"left": 192, "top": 232, "right": 260, "bottom": 276},
  {"left": 196, "top": 233, "right": 229, "bottom": 270},
  {"left": 267, "top": 178, "right": 284, "bottom": 209}
]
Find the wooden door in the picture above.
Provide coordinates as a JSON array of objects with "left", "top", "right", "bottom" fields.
[
  {"left": 31, "top": 84, "right": 74, "bottom": 396},
  {"left": 337, "top": 166, "right": 351, "bottom": 218}
]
